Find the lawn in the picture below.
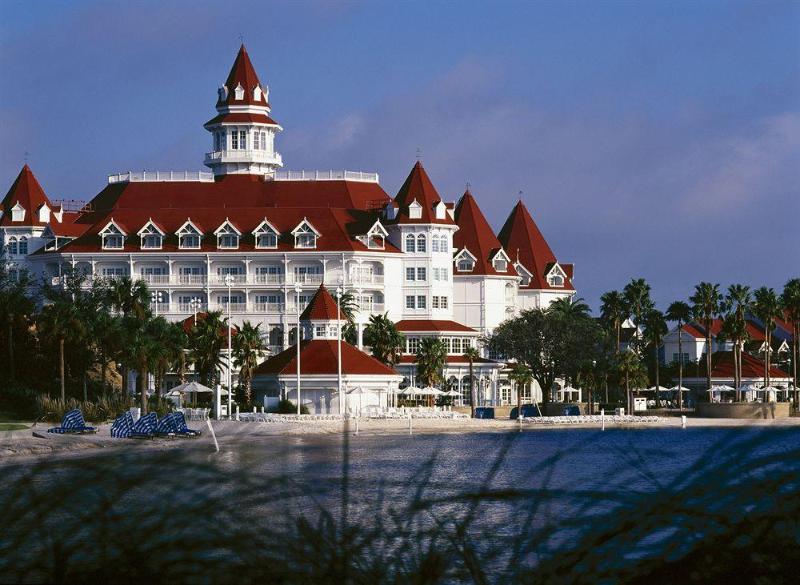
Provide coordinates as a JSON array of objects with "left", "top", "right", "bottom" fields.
[{"left": 0, "top": 423, "right": 30, "bottom": 431}]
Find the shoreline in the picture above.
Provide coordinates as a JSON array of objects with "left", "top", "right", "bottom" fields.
[{"left": 3, "top": 416, "right": 800, "bottom": 461}]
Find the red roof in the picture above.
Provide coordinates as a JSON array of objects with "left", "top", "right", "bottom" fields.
[
  {"left": 708, "top": 351, "right": 789, "bottom": 379},
  {"left": 300, "top": 284, "right": 341, "bottom": 321},
  {"left": 453, "top": 190, "right": 517, "bottom": 277},
  {"left": 396, "top": 355, "right": 500, "bottom": 366},
  {"left": 497, "top": 200, "right": 574, "bottom": 291},
  {"left": 204, "top": 112, "right": 280, "bottom": 128},
  {"left": 1, "top": 165, "right": 54, "bottom": 227},
  {"left": 254, "top": 339, "right": 399, "bottom": 376},
  {"left": 179, "top": 311, "right": 238, "bottom": 337},
  {"left": 391, "top": 162, "right": 453, "bottom": 225},
  {"left": 395, "top": 319, "right": 477, "bottom": 333},
  {"left": 217, "top": 45, "right": 270, "bottom": 108}
]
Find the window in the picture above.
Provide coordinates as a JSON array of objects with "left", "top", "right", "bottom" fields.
[
  {"left": 7, "top": 237, "right": 17, "bottom": 255},
  {"left": 493, "top": 258, "right": 507, "bottom": 272},
  {"left": 432, "top": 296, "right": 440, "bottom": 309},
  {"left": 315, "top": 325, "right": 326, "bottom": 338},
  {"left": 406, "top": 295, "right": 415, "bottom": 309},
  {"left": 293, "top": 223, "right": 318, "bottom": 248},
  {"left": 432, "top": 237, "right": 440, "bottom": 253},
  {"left": 439, "top": 235, "right": 448, "bottom": 253},
  {"left": 673, "top": 353, "right": 690, "bottom": 365},
  {"left": 101, "top": 267, "right": 127, "bottom": 277},
  {"left": 234, "top": 84, "right": 244, "bottom": 100},
  {"left": 368, "top": 234, "right": 384, "bottom": 249},
  {"left": 457, "top": 257, "right": 475, "bottom": 272},
  {"left": 452, "top": 337, "right": 462, "bottom": 354},
  {"left": 294, "top": 293, "right": 312, "bottom": 309},
  {"left": 294, "top": 265, "right": 322, "bottom": 283},
  {"left": 417, "top": 295, "right": 426, "bottom": 309},
  {"left": 406, "top": 267, "right": 416, "bottom": 281},
  {"left": 239, "top": 131, "right": 247, "bottom": 150},
  {"left": 180, "top": 233, "right": 200, "bottom": 249},
  {"left": 11, "top": 204, "right": 25, "bottom": 222},
  {"left": 416, "top": 267, "right": 426, "bottom": 281},
  {"left": 142, "top": 234, "right": 161, "bottom": 249},
  {"left": 416, "top": 234, "right": 427, "bottom": 253},
  {"left": 409, "top": 201, "right": 422, "bottom": 219},
  {"left": 407, "top": 337, "right": 420, "bottom": 354},
  {"left": 103, "top": 234, "right": 124, "bottom": 249},
  {"left": 435, "top": 296, "right": 448, "bottom": 309},
  {"left": 260, "top": 132, "right": 267, "bottom": 150},
  {"left": 256, "top": 232, "right": 277, "bottom": 248},
  {"left": 18, "top": 236, "right": 28, "bottom": 255},
  {"left": 253, "top": 132, "right": 260, "bottom": 150},
  {"left": 357, "top": 294, "right": 374, "bottom": 312},
  {"left": 405, "top": 234, "right": 416, "bottom": 253},
  {"left": 548, "top": 274, "right": 564, "bottom": 287},
  {"left": 231, "top": 131, "right": 239, "bottom": 149},
  {"left": 218, "top": 234, "right": 238, "bottom": 249}
]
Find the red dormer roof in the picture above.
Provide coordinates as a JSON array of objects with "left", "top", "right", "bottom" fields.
[
  {"left": 392, "top": 162, "right": 453, "bottom": 225},
  {"left": 300, "top": 284, "right": 342, "bottom": 321},
  {"left": 1, "top": 165, "right": 54, "bottom": 227},
  {"left": 453, "top": 190, "right": 516, "bottom": 277},
  {"left": 497, "top": 200, "right": 574, "bottom": 291},
  {"left": 217, "top": 44, "right": 270, "bottom": 108}
]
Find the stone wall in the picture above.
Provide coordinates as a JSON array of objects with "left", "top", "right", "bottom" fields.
[{"left": 695, "top": 402, "right": 791, "bottom": 419}]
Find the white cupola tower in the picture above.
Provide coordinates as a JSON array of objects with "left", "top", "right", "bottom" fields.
[{"left": 203, "top": 45, "right": 284, "bottom": 178}]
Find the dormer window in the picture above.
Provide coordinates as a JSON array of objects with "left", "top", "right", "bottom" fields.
[
  {"left": 292, "top": 219, "right": 320, "bottom": 249},
  {"left": 215, "top": 220, "right": 241, "bottom": 250},
  {"left": 138, "top": 220, "right": 164, "bottom": 250},
  {"left": 408, "top": 200, "right": 422, "bottom": 219},
  {"left": 253, "top": 218, "right": 280, "bottom": 249},
  {"left": 546, "top": 264, "right": 567, "bottom": 287},
  {"left": 38, "top": 204, "right": 50, "bottom": 223},
  {"left": 435, "top": 201, "right": 446, "bottom": 220},
  {"left": 455, "top": 249, "right": 477, "bottom": 272},
  {"left": 100, "top": 220, "right": 126, "bottom": 250},
  {"left": 253, "top": 86, "right": 262, "bottom": 101},
  {"left": 177, "top": 221, "right": 202, "bottom": 250},
  {"left": 358, "top": 220, "right": 388, "bottom": 250},
  {"left": 11, "top": 203, "right": 25, "bottom": 222},
  {"left": 234, "top": 83, "right": 244, "bottom": 100},
  {"left": 491, "top": 250, "right": 510, "bottom": 272},
  {"left": 218, "top": 86, "right": 228, "bottom": 101},
  {"left": 514, "top": 262, "right": 532, "bottom": 286}
]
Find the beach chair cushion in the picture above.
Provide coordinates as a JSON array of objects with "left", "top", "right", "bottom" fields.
[
  {"left": 154, "top": 412, "right": 177, "bottom": 436},
  {"left": 173, "top": 411, "right": 201, "bottom": 436},
  {"left": 47, "top": 409, "right": 97, "bottom": 434},
  {"left": 110, "top": 411, "right": 135, "bottom": 438},
  {"left": 130, "top": 412, "right": 158, "bottom": 438}
]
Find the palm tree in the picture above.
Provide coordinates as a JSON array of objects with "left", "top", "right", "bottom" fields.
[
  {"left": 103, "top": 276, "right": 149, "bottom": 319},
  {"left": 335, "top": 290, "right": 359, "bottom": 344},
  {"left": 642, "top": 308, "right": 667, "bottom": 408},
  {"left": 0, "top": 264, "right": 34, "bottom": 382},
  {"left": 753, "top": 287, "right": 783, "bottom": 387},
  {"left": 188, "top": 311, "right": 227, "bottom": 387},
  {"left": 37, "top": 300, "right": 86, "bottom": 401},
  {"left": 233, "top": 321, "right": 265, "bottom": 405},
  {"left": 623, "top": 278, "right": 654, "bottom": 352},
  {"left": 724, "top": 284, "right": 752, "bottom": 397},
  {"left": 781, "top": 278, "right": 800, "bottom": 408},
  {"left": 149, "top": 319, "right": 187, "bottom": 400},
  {"left": 600, "top": 290, "right": 627, "bottom": 353},
  {"left": 463, "top": 346, "right": 481, "bottom": 417},
  {"left": 665, "top": 301, "right": 692, "bottom": 409},
  {"left": 509, "top": 363, "right": 533, "bottom": 417},
  {"left": 614, "top": 351, "right": 648, "bottom": 414},
  {"left": 363, "top": 313, "right": 405, "bottom": 366},
  {"left": 548, "top": 296, "right": 591, "bottom": 320},
  {"left": 690, "top": 282, "right": 722, "bottom": 391},
  {"left": 416, "top": 338, "right": 447, "bottom": 405}
]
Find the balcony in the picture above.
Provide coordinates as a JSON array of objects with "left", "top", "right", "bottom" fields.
[
  {"left": 252, "top": 302, "right": 286, "bottom": 313},
  {"left": 204, "top": 149, "right": 283, "bottom": 167},
  {"left": 211, "top": 302, "right": 248, "bottom": 314},
  {"left": 273, "top": 170, "right": 379, "bottom": 183},
  {"left": 289, "top": 273, "right": 324, "bottom": 286},
  {"left": 140, "top": 274, "right": 170, "bottom": 285},
  {"left": 108, "top": 171, "right": 214, "bottom": 184},
  {"left": 177, "top": 303, "right": 207, "bottom": 314},
  {"left": 348, "top": 274, "right": 385, "bottom": 286},
  {"left": 209, "top": 274, "right": 247, "bottom": 285},
  {"left": 251, "top": 273, "right": 284, "bottom": 285}
]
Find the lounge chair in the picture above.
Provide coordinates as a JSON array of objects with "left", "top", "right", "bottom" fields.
[
  {"left": 171, "top": 411, "right": 201, "bottom": 437},
  {"left": 154, "top": 412, "right": 178, "bottom": 437},
  {"left": 110, "top": 411, "right": 135, "bottom": 438},
  {"left": 130, "top": 412, "right": 158, "bottom": 439},
  {"left": 47, "top": 409, "right": 97, "bottom": 434}
]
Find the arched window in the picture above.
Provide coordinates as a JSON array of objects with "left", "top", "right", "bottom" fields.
[
  {"left": 416, "top": 234, "right": 426, "bottom": 253},
  {"left": 405, "top": 234, "right": 415, "bottom": 253},
  {"left": 457, "top": 257, "right": 475, "bottom": 272},
  {"left": 18, "top": 236, "right": 28, "bottom": 255},
  {"left": 7, "top": 237, "right": 18, "bottom": 255},
  {"left": 439, "top": 235, "right": 448, "bottom": 253},
  {"left": 461, "top": 376, "right": 474, "bottom": 405}
]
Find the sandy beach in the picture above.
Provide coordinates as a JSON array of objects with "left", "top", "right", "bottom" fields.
[{"left": 2, "top": 415, "right": 799, "bottom": 460}]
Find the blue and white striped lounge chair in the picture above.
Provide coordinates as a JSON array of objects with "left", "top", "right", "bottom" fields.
[
  {"left": 130, "top": 412, "right": 158, "bottom": 439},
  {"left": 47, "top": 409, "right": 97, "bottom": 434},
  {"left": 154, "top": 412, "right": 178, "bottom": 437},
  {"left": 110, "top": 411, "right": 135, "bottom": 438},
  {"left": 172, "top": 411, "right": 201, "bottom": 437}
]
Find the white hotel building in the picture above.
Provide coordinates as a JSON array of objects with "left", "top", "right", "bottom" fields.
[{"left": 1, "top": 46, "right": 576, "bottom": 408}]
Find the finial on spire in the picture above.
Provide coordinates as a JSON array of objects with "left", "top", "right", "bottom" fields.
[
  {"left": 465, "top": 181, "right": 471, "bottom": 191},
  {"left": 416, "top": 147, "right": 422, "bottom": 162},
  {"left": 518, "top": 190, "right": 523, "bottom": 203},
  {"left": 238, "top": 33, "right": 245, "bottom": 44},
  {"left": 24, "top": 151, "right": 29, "bottom": 163}
]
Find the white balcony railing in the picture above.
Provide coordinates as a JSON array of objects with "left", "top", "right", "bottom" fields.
[
  {"left": 175, "top": 275, "right": 207, "bottom": 285},
  {"left": 204, "top": 150, "right": 283, "bottom": 166},
  {"left": 252, "top": 302, "right": 286, "bottom": 313},
  {"left": 108, "top": 171, "right": 214, "bottom": 184},
  {"left": 349, "top": 274, "right": 385, "bottom": 286},
  {"left": 140, "top": 274, "right": 170, "bottom": 285},
  {"left": 290, "top": 273, "right": 324, "bottom": 285},
  {"left": 176, "top": 303, "right": 207, "bottom": 314},
  {"left": 209, "top": 274, "right": 247, "bottom": 285},
  {"left": 211, "top": 302, "right": 247, "bottom": 314},
  {"left": 251, "top": 273, "right": 284, "bottom": 285},
  {"left": 273, "top": 170, "right": 379, "bottom": 183}
]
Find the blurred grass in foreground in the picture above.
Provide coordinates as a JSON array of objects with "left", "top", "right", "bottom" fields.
[{"left": 0, "top": 429, "right": 798, "bottom": 584}]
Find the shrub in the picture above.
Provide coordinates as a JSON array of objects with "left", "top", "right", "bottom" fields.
[
  {"left": 0, "top": 384, "right": 39, "bottom": 419},
  {"left": 36, "top": 394, "right": 134, "bottom": 423},
  {"left": 275, "top": 399, "right": 309, "bottom": 414}
]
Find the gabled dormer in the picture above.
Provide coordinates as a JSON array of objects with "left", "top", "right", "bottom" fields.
[
  {"left": 137, "top": 219, "right": 165, "bottom": 250},
  {"left": 252, "top": 218, "right": 280, "bottom": 249},
  {"left": 292, "top": 218, "right": 320, "bottom": 249},
  {"left": 176, "top": 219, "right": 203, "bottom": 250},
  {"left": 99, "top": 219, "right": 126, "bottom": 250},
  {"left": 357, "top": 220, "right": 388, "bottom": 250},
  {"left": 11, "top": 202, "right": 25, "bottom": 222},
  {"left": 408, "top": 199, "right": 422, "bottom": 220},
  {"left": 545, "top": 262, "right": 567, "bottom": 287},
  {"left": 234, "top": 82, "right": 245, "bottom": 100},
  {"left": 490, "top": 248, "right": 511, "bottom": 272},
  {"left": 454, "top": 248, "right": 477, "bottom": 273},
  {"left": 214, "top": 218, "right": 241, "bottom": 249},
  {"left": 513, "top": 261, "right": 533, "bottom": 286},
  {"left": 434, "top": 200, "right": 447, "bottom": 220},
  {"left": 37, "top": 203, "right": 50, "bottom": 223}
]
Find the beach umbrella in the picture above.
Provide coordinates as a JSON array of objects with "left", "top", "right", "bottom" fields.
[
  {"left": 669, "top": 385, "right": 691, "bottom": 392},
  {"left": 445, "top": 389, "right": 461, "bottom": 397},
  {"left": 170, "top": 381, "right": 215, "bottom": 394},
  {"left": 400, "top": 386, "right": 420, "bottom": 395},
  {"left": 647, "top": 385, "right": 671, "bottom": 392},
  {"left": 710, "top": 384, "right": 735, "bottom": 391}
]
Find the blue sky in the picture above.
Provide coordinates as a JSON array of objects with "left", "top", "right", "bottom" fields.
[{"left": 1, "top": 0, "right": 798, "bottom": 310}]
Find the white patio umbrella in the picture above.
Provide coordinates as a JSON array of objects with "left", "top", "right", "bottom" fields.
[
  {"left": 444, "top": 389, "right": 461, "bottom": 397},
  {"left": 348, "top": 386, "right": 367, "bottom": 415},
  {"left": 710, "top": 384, "right": 735, "bottom": 391},
  {"left": 400, "top": 386, "right": 421, "bottom": 395},
  {"left": 422, "top": 386, "right": 445, "bottom": 396},
  {"left": 669, "top": 385, "right": 691, "bottom": 392},
  {"left": 170, "top": 381, "right": 215, "bottom": 394},
  {"left": 647, "top": 385, "right": 671, "bottom": 392}
]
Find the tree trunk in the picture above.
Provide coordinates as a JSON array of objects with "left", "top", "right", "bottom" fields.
[
  {"left": 138, "top": 362, "right": 148, "bottom": 414},
  {"left": 516, "top": 381, "right": 522, "bottom": 419},
  {"left": 83, "top": 373, "right": 88, "bottom": 402},
  {"left": 625, "top": 370, "right": 630, "bottom": 414},
  {"left": 469, "top": 361, "right": 476, "bottom": 418},
  {"left": 766, "top": 330, "right": 772, "bottom": 387},
  {"left": 705, "top": 329, "right": 712, "bottom": 391},
  {"left": 616, "top": 322, "right": 621, "bottom": 354},
  {"left": 100, "top": 348, "right": 107, "bottom": 394},
  {"left": 59, "top": 337, "right": 66, "bottom": 401},
  {"left": 121, "top": 365, "right": 128, "bottom": 395},
  {"left": 7, "top": 320, "right": 14, "bottom": 382},
  {"left": 654, "top": 343, "right": 661, "bottom": 408},
  {"left": 677, "top": 325, "right": 683, "bottom": 410}
]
